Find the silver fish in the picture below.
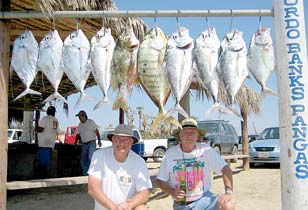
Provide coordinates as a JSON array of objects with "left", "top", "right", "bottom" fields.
[
  {"left": 137, "top": 27, "right": 180, "bottom": 130},
  {"left": 61, "top": 29, "right": 92, "bottom": 108},
  {"left": 194, "top": 27, "right": 220, "bottom": 104},
  {"left": 247, "top": 27, "right": 276, "bottom": 96},
  {"left": 90, "top": 27, "right": 115, "bottom": 110},
  {"left": 165, "top": 27, "right": 194, "bottom": 119},
  {"left": 111, "top": 28, "right": 139, "bottom": 111},
  {"left": 217, "top": 29, "right": 249, "bottom": 107},
  {"left": 11, "top": 30, "right": 41, "bottom": 100},
  {"left": 37, "top": 30, "right": 67, "bottom": 104}
]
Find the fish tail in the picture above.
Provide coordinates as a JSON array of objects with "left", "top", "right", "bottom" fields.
[
  {"left": 218, "top": 105, "right": 243, "bottom": 121},
  {"left": 15, "top": 88, "right": 41, "bottom": 101},
  {"left": 205, "top": 102, "right": 221, "bottom": 118},
  {"left": 93, "top": 96, "right": 110, "bottom": 111},
  {"left": 261, "top": 87, "right": 278, "bottom": 97},
  {"left": 74, "top": 92, "right": 95, "bottom": 109},
  {"left": 43, "top": 92, "right": 68, "bottom": 104},
  {"left": 112, "top": 93, "right": 129, "bottom": 111},
  {"left": 165, "top": 104, "right": 190, "bottom": 120}
]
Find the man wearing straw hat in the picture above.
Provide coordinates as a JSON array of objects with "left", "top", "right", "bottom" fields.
[
  {"left": 157, "top": 118, "right": 235, "bottom": 210},
  {"left": 88, "top": 124, "right": 152, "bottom": 210}
]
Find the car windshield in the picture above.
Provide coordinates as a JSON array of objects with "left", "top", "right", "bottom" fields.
[
  {"left": 257, "top": 127, "right": 279, "bottom": 140},
  {"left": 198, "top": 123, "right": 218, "bottom": 136},
  {"left": 7, "top": 130, "right": 13, "bottom": 140}
]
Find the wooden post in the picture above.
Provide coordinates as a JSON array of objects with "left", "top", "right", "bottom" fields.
[
  {"left": 178, "top": 90, "right": 190, "bottom": 123},
  {"left": 119, "top": 108, "right": 124, "bottom": 124},
  {"left": 273, "top": 0, "right": 308, "bottom": 209},
  {"left": 0, "top": 0, "right": 10, "bottom": 209},
  {"left": 240, "top": 109, "right": 249, "bottom": 171}
]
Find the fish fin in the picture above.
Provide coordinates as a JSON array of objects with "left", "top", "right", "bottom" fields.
[
  {"left": 93, "top": 97, "right": 111, "bottom": 110},
  {"left": 219, "top": 105, "right": 243, "bottom": 121},
  {"left": 43, "top": 92, "right": 68, "bottom": 104},
  {"left": 15, "top": 88, "right": 41, "bottom": 101},
  {"left": 261, "top": 87, "right": 278, "bottom": 97},
  {"left": 112, "top": 94, "right": 129, "bottom": 111},
  {"left": 74, "top": 92, "right": 95, "bottom": 109},
  {"left": 165, "top": 104, "right": 190, "bottom": 120}
]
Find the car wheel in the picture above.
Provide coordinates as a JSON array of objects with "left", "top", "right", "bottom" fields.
[
  {"left": 249, "top": 162, "right": 255, "bottom": 168},
  {"left": 214, "top": 146, "right": 221, "bottom": 155},
  {"left": 153, "top": 148, "right": 166, "bottom": 162},
  {"left": 231, "top": 145, "right": 238, "bottom": 163}
]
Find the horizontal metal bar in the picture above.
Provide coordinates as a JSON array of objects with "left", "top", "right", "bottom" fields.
[{"left": 0, "top": 9, "right": 274, "bottom": 19}]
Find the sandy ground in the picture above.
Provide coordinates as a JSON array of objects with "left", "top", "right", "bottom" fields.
[{"left": 7, "top": 160, "right": 281, "bottom": 210}]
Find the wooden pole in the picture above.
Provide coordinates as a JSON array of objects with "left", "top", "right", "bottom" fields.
[
  {"left": 273, "top": 0, "right": 308, "bottom": 209},
  {"left": 240, "top": 109, "right": 249, "bottom": 171},
  {"left": 119, "top": 108, "right": 124, "bottom": 124},
  {"left": 178, "top": 90, "right": 190, "bottom": 123},
  {"left": 0, "top": 0, "right": 10, "bottom": 209}
]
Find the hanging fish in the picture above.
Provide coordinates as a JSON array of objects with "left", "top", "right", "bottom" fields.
[
  {"left": 61, "top": 29, "right": 92, "bottom": 108},
  {"left": 90, "top": 27, "right": 115, "bottom": 110},
  {"left": 37, "top": 29, "right": 67, "bottom": 104},
  {"left": 217, "top": 29, "right": 249, "bottom": 108},
  {"left": 164, "top": 27, "right": 195, "bottom": 119},
  {"left": 137, "top": 27, "right": 180, "bottom": 131},
  {"left": 194, "top": 27, "right": 223, "bottom": 115},
  {"left": 11, "top": 30, "right": 41, "bottom": 100},
  {"left": 247, "top": 27, "right": 276, "bottom": 96},
  {"left": 111, "top": 28, "right": 139, "bottom": 111}
]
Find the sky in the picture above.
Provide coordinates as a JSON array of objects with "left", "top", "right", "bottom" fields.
[{"left": 44, "top": 0, "right": 307, "bottom": 135}]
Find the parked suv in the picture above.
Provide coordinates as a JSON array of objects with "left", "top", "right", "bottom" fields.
[{"left": 198, "top": 120, "right": 239, "bottom": 155}]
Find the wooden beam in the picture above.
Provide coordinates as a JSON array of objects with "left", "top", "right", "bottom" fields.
[{"left": 0, "top": 1, "right": 10, "bottom": 209}]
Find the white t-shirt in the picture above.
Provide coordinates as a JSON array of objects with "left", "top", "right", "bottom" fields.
[
  {"left": 77, "top": 119, "right": 98, "bottom": 143},
  {"left": 88, "top": 147, "right": 152, "bottom": 210},
  {"left": 37, "top": 115, "right": 58, "bottom": 148},
  {"left": 157, "top": 143, "right": 227, "bottom": 202}
]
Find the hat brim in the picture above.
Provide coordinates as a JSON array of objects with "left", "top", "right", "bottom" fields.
[
  {"left": 107, "top": 133, "right": 139, "bottom": 144},
  {"left": 172, "top": 127, "right": 206, "bottom": 140}
]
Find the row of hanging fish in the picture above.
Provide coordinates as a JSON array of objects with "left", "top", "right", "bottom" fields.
[{"left": 10, "top": 25, "right": 275, "bottom": 127}]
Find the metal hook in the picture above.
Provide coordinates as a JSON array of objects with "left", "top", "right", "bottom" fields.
[
  {"left": 52, "top": 11, "right": 56, "bottom": 31},
  {"left": 230, "top": 9, "right": 233, "bottom": 32},
  {"left": 102, "top": 10, "right": 106, "bottom": 36},
  {"left": 176, "top": 12, "right": 182, "bottom": 37},
  {"left": 154, "top": 15, "right": 158, "bottom": 36},
  {"left": 259, "top": 9, "right": 262, "bottom": 29}
]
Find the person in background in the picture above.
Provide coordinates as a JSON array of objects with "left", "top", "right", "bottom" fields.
[
  {"left": 36, "top": 105, "right": 58, "bottom": 178},
  {"left": 157, "top": 118, "right": 235, "bottom": 210},
  {"left": 75, "top": 110, "right": 101, "bottom": 176},
  {"left": 88, "top": 124, "right": 152, "bottom": 210}
]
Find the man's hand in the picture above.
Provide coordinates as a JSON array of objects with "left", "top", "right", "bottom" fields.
[
  {"left": 217, "top": 193, "right": 232, "bottom": 209},
  {"left": 115, "top": 200, "right": 132, "bottom": 210},
  {"left": 98, "top": 140, "right": 102, "bottom": 147},
  {"left": 173, "top": 188, "right": 185, "bottom": 201}
]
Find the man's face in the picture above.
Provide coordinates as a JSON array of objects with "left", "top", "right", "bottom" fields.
[
  {"left": 112, "top": 135, "right": 134, "bottom": 153},
  {"left": 179, "top": 128, "right": 199, "bottom": 144},
  {"left": 78, "top": 113, "right": 86, "bottom": 123}
]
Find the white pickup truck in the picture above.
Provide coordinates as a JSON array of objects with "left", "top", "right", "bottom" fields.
[
  {"left": 143, "top": 138, "right": 168, "bottom": 162},
  {"left": 98, "top": 129, "right": 168, "bottom": 162}
]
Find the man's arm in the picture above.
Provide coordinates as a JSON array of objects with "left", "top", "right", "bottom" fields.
[
  {"left": 156, "top": 179, "right": 184, "bottom": 201},
  {"left": 88, "top": 175, "right": 117, "bottom": 209},
  {"left": 75, "top": 134, "right": 81, "bottom": 144},
  {"left": 125, "top": 188, "right": 150, "bottom": 209},
  {"left": 216, "top": 165, "right": 235, "bottom": 209},
  {"left": 95, "top": 128, "right": 101, "bottom": 147}
]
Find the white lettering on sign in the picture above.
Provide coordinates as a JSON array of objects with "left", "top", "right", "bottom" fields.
[{"left": 284, "top": 0, "right": 308, "bottom": 179}]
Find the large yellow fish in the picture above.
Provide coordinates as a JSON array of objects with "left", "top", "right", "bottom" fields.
[
  {"left": 111, "top": 28, "right": 139, "bottom": 111},
  {"left": 137, "top": 27, "right": 180, "bottom": 131}
]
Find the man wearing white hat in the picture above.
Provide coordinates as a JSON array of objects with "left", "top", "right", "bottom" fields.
[
  {"left": 88, "top": 124, "right": 152, "bottom": 210},
  {"left": 157, "top": 118, "right": 235, "bottom": 210}
]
